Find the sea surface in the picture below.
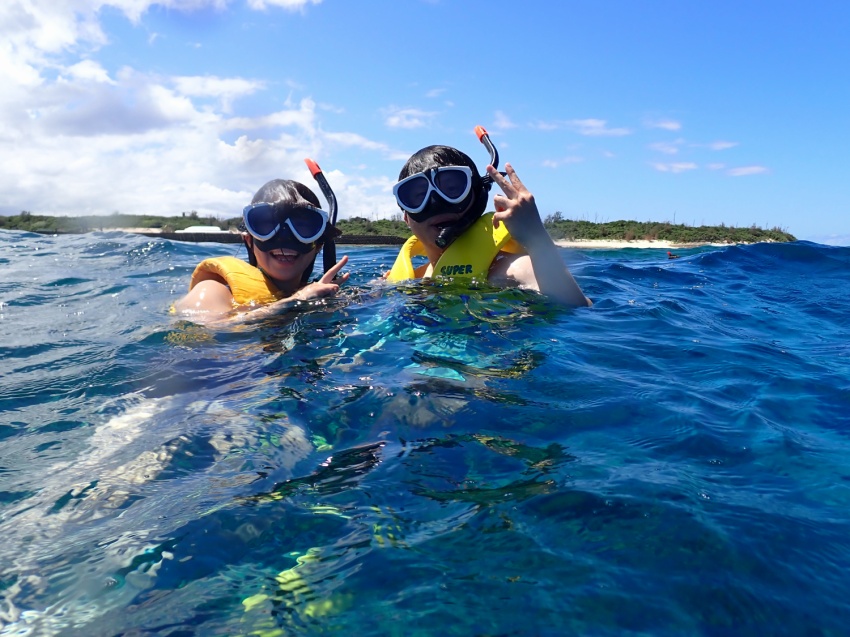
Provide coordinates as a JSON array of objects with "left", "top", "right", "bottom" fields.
[{"left": 1, "top": 230, "right": 850, "bottom": 636}]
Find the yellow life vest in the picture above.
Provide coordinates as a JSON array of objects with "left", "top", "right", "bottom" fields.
[
  {"left": 386, "top": 212, "right": 523, "bottom": 283},
  {"left": 189, "top": 256, "right": 285, "bottom": 306}
]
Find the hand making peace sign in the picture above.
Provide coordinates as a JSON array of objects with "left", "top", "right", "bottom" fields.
[{"left": 487, "top": 163, "right": 550, "bottom": 250}]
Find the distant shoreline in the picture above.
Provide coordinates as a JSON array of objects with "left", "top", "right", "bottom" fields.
[
  {"left": 21, "top": 229, "right": 752, "bottom": 248},
  {"left": 119, "top": 229, "right": 759, "bottom": 248},
  {"left": 121, "top": 229, "right": 406, "bottom": 245},
  {"left": 554, "top": 239, "right": 741, "bottom": 249},
  {"left": 4, "top": 215, "right": 796, "bottom": 246},
  {"left": 125, "top": 230, "right": 737, "bottom": 248}
]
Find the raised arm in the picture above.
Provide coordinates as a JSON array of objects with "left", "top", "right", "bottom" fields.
[{"left": 488, "top": 164, "right": 591, "bottom": 308}]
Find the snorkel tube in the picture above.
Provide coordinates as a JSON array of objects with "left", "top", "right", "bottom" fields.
[
  {"left": 304, "top": 158, "right": 339, "bottom": 274},
  {"left": 475, "top": 125, "right": 499, "bottom": 172},
  {"left": 434, "top": 125, "right": 500, "bottom": 249}
]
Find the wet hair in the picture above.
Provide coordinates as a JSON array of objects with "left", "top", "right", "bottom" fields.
[
  {"left": 250, "top": 179, "right": 321, "bottom": 208},
  {"left": 398, "top": 145, "right": 489, "bottom": 221},
  {"left": 242, "top": 179, "right": 322, "bottom": 283}
]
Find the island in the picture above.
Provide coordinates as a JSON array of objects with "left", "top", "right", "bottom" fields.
[{"left": 0, "top": 211, "right": 796, "bottom": 246}]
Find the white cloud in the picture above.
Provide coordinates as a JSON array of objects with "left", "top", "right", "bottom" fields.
[
  {"left": 245, "top": 0, "right": 321, "bottom": 11},
  {"left": 0, "top": 62, "right": 390, "bottom": 220},
  {"left": 0, "top": 1, "right": 250, "bottom": 94},
  {"left": 324, "top": 131, "right": 409, "bottom": 161},
  {"left": 0, "top": 3, "right": 102, "bottom": 92},
  {"left": 529, "top": 120, "right": 560, "bottom": 131},
  {"left": 569, "top": 119, "right": 631, "bottom": 137},
  {"left": 0, "top": 0, "right": 390, "bottom": 222},
  {"left": 649, "top": 139, "right": 684, "bottom": 155},
  {"left": 64, "top": 60, "right": 115, "bottom": 84},
  {"left": 324, "top": 131, "right": 384, "bottom": 150},
  {"left": 646, "top": 119, "right": 681, "bottom": 131},
  {"left": 173, "top": 75, "right": 265, "bottom": 113},
  {"left": 493, "top": 110, "right": 517, "bottom": 130},
  {"left": 0, "top": 91, "right": 315, "bottom": 217},
  {"left": 707, "top": 163, "right": 726, "bottom": 171},
  {"left": 728, "top": 166, "right": 768, "bottom": 176},
  {"left": 811, "top": 233, "right": 850, "bottom": 247},
  {"left": 0, "top": 0, "right": 317, "bottom": 82},
  {"left": 173, "top": 75, "right": 263, "bottom": 99},
  {"left": 542, "top": 156, "right": 583, "bottom": 168},
  {"left": 425, "top": 88, "right": 446, "bottom": 98},
  {"left": 223, "top": 98, "right": 316, "bottom": 132},
  {"left": 708, "top": 140, "right": 738, "bottom": 151},
  {"left": 652, "top": 162, "right": 698, "bottom": 173},
  {"left": 529, "top": 118, "right": 631, "bottom": 136},
  {"left": 317, "top": 102, "right": 344, "bottom": 114},
  {"left": 7, "top": 66, "right": 204, "bottom": 139},
  {"left": 322, "top": 171, "right": 399, "bottom": 221},
  {"left": 382, "top": 106, "right": 437, "bottom": 129}
]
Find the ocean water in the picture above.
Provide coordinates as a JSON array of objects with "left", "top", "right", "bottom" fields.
[{"left": 1, "top": 230, "right": 850, "bottom": 636}]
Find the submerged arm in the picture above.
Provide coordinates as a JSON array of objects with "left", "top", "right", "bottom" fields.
[
  {"left": 173, "top": 255, "right": 350, "bottom": 323},
  {"left": 173, "top": 278, "right": 235, "bottom": 317},
  {"left": 245, "top": 255, "right": 350, "bottom": 320}
]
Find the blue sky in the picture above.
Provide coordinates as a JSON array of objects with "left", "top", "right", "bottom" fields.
[{"left": 1, "top": 1, "right": 848, "bottom": 244}]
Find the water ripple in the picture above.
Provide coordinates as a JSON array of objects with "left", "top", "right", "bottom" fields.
[{"left": 2, "top": 233, "right": 850, "bottom": 635}]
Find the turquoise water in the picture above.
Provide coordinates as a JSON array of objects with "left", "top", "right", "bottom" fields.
[{"left": 2, "top": 230, "right": 850, "bottom": 636}]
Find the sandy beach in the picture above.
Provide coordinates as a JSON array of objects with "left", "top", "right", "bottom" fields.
[
  {"left": 555, "top": 239, "right": 731, "bottom": 249},
  {"left": 115, "top": 229, "right": 730, "bottom": 249}
]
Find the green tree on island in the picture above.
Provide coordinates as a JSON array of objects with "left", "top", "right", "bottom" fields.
[{"left": 0, "top": 211, "right": 796, "bottom": 244}]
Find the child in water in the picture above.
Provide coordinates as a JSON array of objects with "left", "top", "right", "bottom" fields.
[
  {"left": 175, "top": 167, "right": 349, "bottom": 320},
  {"left": 386, "top": 128, "right": 590, "bottom": 307}
]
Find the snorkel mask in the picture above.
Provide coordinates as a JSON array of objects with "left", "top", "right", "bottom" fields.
[
  {"left": 393, "top": 125, "right": 501, "bottom": 249},
  {"left": 242, "top": 158, "right": 340, "bottom": 274}
]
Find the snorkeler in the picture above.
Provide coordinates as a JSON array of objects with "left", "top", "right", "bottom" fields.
[
  {"left": 385, "top": 127, "right": 591, "bottom": 308},
  {"left": 174, "top": 159, "right": 349, "bottom": 319}
]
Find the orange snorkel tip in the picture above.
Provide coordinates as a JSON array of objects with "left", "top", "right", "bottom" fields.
[
  {"left": 304, "top": 158, "right": 321, "bottom": 178},
  {"left": 474, "top": 124, "right": 499, "bottom": 169}
]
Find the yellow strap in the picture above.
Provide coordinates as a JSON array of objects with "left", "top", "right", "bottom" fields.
[
  {"left": 386, "top": 236, "right": 424, "bottom": 282},
  {"left": 189, "top": 257, "right": 283, "bottom": 305}
]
